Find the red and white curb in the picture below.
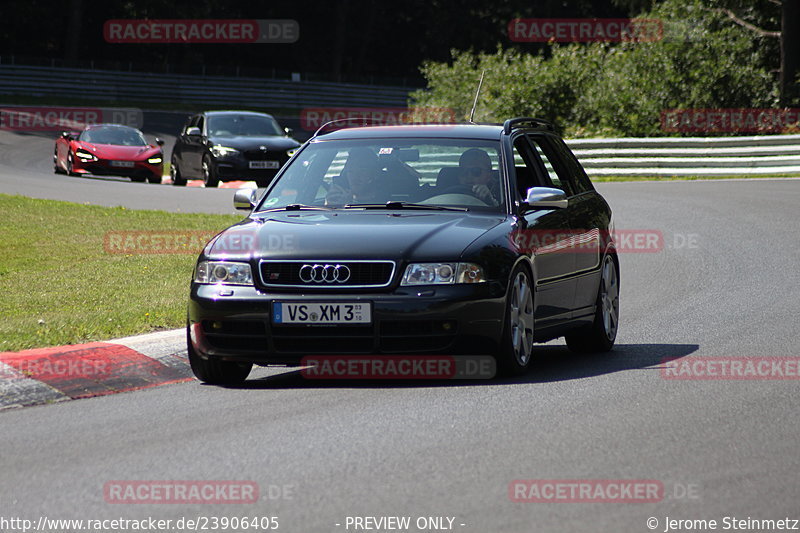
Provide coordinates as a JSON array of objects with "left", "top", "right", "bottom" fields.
[{"left": 0, "top": 329, "right": 190, "bottom": 411}]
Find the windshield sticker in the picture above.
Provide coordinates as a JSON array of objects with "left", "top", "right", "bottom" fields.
[
  {"left": 264, "top": 197, "right": 280, "bottom": 207},
  {"left": 378, "top": 147, "right": 393, "bottom": 155}
]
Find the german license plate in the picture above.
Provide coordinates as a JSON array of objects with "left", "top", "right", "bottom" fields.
[
  {"left": 111, "top": 160, "right": 135, "bottom": 168},
  {"left": 250, "top": 160, "right": 279, "bottom": 169},
  {"left": 273, "top": 302, "right": 371, "bottom": 324}
]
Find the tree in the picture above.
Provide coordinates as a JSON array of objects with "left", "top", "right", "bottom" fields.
[{"left": 705, "top": 0, "right": 798, "bottom": 105}]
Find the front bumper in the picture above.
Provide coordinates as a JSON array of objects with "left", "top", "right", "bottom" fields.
[
  {"left": 188, "top": 283, "right": 506, "bottom": 364},
  {"left": 211, "top": 154, "right": 289, "bottom": 182},
  {"left": 73, "top": 159, "right": 162, "bottom": 180}
]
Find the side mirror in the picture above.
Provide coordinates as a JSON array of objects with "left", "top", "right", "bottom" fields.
[
  {"left": 523, "top": 187, "right": 568, "bottom": 209},
  {"left": 284, "top": 127, "right": 294, "bottom": 137},
  {"left": 155, "top": 137, "right": 165, "bottom": 146},
  {"left": 233, "top": 188, "right": 258, "bottom": 211},
  {"left": 186, "top": 126, "right": 201, "bottom": 137}
]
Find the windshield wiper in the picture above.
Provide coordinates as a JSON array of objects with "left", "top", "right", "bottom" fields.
[
  {"left": 258, "top": 204, "right": 332, "bottom": 212},
  {"left": 343, "top": 201, "right": 468, "bottom": 212}
]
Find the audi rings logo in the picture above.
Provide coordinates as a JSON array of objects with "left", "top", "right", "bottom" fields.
[{"left": 299, "top": 263, "right": 351, "bottom": 283}]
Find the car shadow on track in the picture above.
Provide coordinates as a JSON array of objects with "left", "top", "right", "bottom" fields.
[{"left": 218, "top": 343, "right": 700, "bottom": 390}]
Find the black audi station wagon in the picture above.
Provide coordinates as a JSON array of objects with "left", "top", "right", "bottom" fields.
[{"left": 187, "top": 118, "right": 619, "bottom": 384}]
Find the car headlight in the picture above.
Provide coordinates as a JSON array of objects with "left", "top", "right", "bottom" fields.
[
  {"left": 210, "top": 145, "right": 240, "bottom": 157},
  {"left": 286, "top": 148, "right": 298, "bottom": 157},
  {"left": 194, "top": 261, "right": 253, "bottom": 285},
  {"left": 75, "top": 149, "right": 97, "bottom": 162},
  {"left": 401, "top": 262, "right": 486, "bottom": 286},
  {"left": 147, "top": 156, "right": 163, "bottom": 164}
]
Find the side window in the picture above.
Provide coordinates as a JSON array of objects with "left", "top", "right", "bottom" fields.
[
  {"left": 182, "top": 116, "right": 196, "bottom": 135},
  {"left": 511, "top": 136, "right": 545, "bottom": 199},
  {"left": 547, "top": 138, "right": 594, "bottom": 194},
  {"left": 527, "top": 135, "right": 574, "bottom": 196}
]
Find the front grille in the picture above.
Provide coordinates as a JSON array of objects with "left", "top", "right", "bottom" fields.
[
  {"left": 243, "top": 150, "right": 285, "bottom": 162},
  {"left": 271, "top": 326, "right": 375, "bottom": 353},
  {"left": 259, "top": 261, "right": 395, "bottom": 288}
]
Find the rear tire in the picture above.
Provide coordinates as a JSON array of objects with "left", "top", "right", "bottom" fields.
[
  {"left": 497, "top": 265, "right": 535, "bottom": 376},
  {"left": 202, "top": 155, "right": 219, "bottom": 188},
  {"left": 565, "top": 254, "right": 619, "bottom": 353},
  {"left": 187, "top": 329, "right": 252, "bottom": 385},
  {"left": 170, "top": 156, "right": 187, "bottom": 186}
]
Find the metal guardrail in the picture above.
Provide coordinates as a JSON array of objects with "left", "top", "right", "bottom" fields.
[
  {"left": 567, "top": 134, "right": 800, "bottom": 176},
  {"left": 0, "top": 64, "right": 413, "bottom": 109}
]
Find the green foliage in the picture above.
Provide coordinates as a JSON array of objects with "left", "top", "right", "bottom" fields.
[{"left": 412, "top": 0, "right": 779, "bottom": 137}]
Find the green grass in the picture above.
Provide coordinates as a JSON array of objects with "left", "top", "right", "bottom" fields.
[
  {"left": 590, "top": 174, "right": 800, "bottom": 182},
  {"left": 0, "top": 194, "right": 241, "bottom": 352}
]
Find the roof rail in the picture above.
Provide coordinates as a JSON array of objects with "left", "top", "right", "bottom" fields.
[
  {"left": 502, "top": 117, "right": 555, "bottom": 134},
  {"left": 313, "top": 117, "right": 388, "bottom": 138}
]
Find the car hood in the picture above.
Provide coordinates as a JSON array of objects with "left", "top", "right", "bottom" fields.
[
  {"left": 207, "top": 135, "right": 300, "bottom": 151},
  {"left": 205, "top": 211, "right": 505, "bottom": 262},
  {"left": 77, "top": 142, "right": 160, "bottom": 159}
]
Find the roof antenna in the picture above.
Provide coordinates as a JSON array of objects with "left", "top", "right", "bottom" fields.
[{"left": 468, "top": 70, "right": 486, "bottom": 124}]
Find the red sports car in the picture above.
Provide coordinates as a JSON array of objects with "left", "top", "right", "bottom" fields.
[{"left": 54, "top": 124, "right": 164, "bottom": 183}]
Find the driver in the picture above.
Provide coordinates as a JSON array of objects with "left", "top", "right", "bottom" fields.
[
  {"left": 458, "top": 148, "right": 499, "bottom": 205},
  {"left": 325, "top": 147, "right": 383, "bottom": 205}
]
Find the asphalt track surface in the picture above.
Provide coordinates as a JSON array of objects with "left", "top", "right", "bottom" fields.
[{"left": 1, "top": 119, "right": 800, "bottom": 532}]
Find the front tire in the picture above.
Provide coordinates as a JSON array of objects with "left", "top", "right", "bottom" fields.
[
  {"left": 202, "top": 155, "right": 219, "bottom": 188},
  {"left": 147, "top": 173, "right": 161, "bottom": 184},
  {"left": 565, "top": 254, "right": 619, "bottom": 353},
  {"left": 187, "top": 330, "right": 252, "bottom": 385},
  {"left": 66, "top": 152, "right": 76, "bottom": 176},
  {"left": 170, "top": 156, "right": 187, "bottom": 186},
  {"left": 54, "top": 149, "right": 64, "bottom": 174},
  {"left": 497, "top": 265, "right": 535, "bottom": 376}
]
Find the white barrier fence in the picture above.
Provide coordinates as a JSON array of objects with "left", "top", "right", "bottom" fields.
[{"left": 566, "top": 134, "right": 800, "bottom": 176}]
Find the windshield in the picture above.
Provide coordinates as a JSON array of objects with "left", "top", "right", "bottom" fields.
[
  {"left": 79, "top": 126, "right": 147, "bottom": 146},
  {"left": 257, "top": 138, "right": 505, "bottom": 211},
  {"left": 207, "top": 114, "right": 283, "bottom": 137}
]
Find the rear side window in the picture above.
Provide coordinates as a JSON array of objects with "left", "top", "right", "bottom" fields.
[
  {"left": 540, "top": 136, "right": 594, "bottom": 195},
  {"left": 526, "top": 136, "right": 575, "bottom": 197}
]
